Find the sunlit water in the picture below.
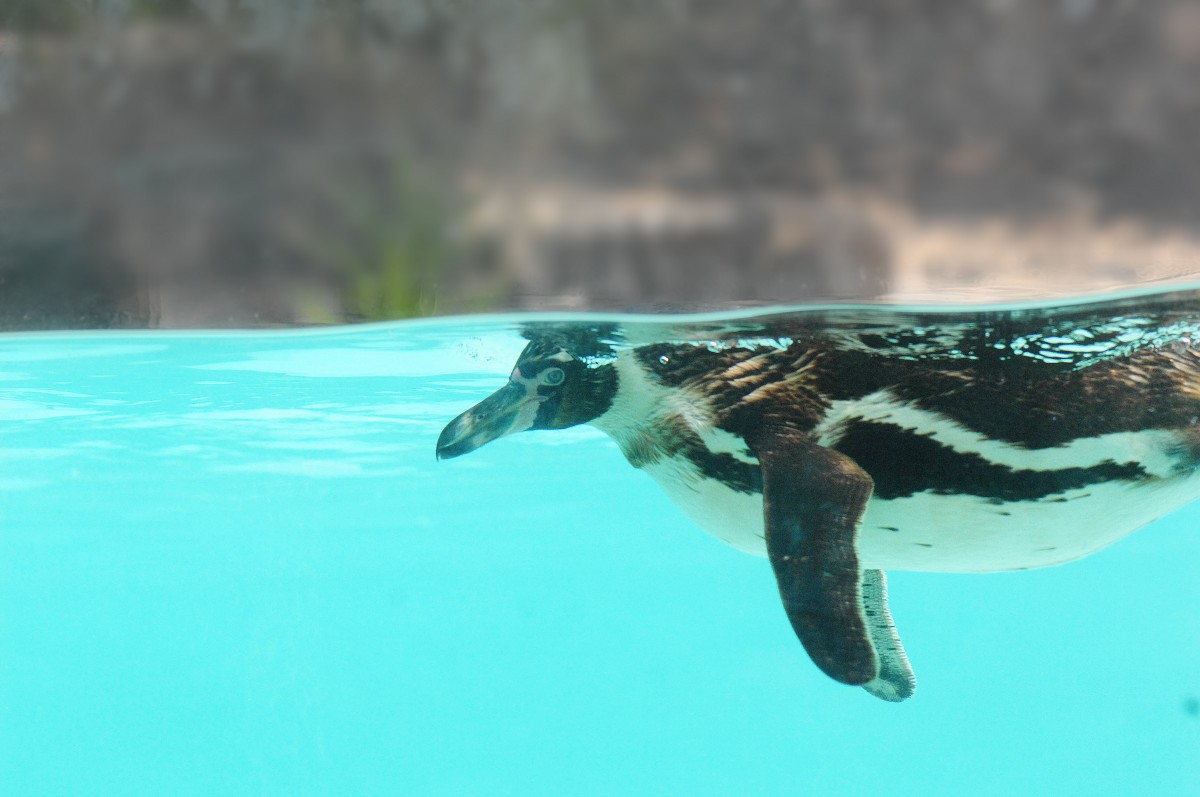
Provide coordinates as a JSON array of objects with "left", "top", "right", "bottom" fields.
[{"left": 1, "top": 302, "right": 1198, "bottom": 796}]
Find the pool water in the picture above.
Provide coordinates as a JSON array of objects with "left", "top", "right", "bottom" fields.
[{"left": 1, "top": 313, "right": 1197, "bottom": 796}]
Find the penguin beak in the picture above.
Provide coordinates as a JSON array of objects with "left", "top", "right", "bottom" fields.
[{"left": 436, "top": 381, "right": 546, "bottom": 460}]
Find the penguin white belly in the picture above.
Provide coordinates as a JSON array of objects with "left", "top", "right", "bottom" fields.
[
  {"left": 856, "top": 474, "right": 1200, "bottom": 572},
  {"left": 641, "top": 452, "right": 1200, "bottom": 573},
  {"left": 598, "top": 370, "right": 1200, "bottom": 573},
  {"left": 641, "top": 456, "right": 767, "bottom": 555}
]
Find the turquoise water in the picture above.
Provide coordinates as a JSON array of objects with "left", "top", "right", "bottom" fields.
[{"left": 1, "top": 312, "right": 1198, "bottom": 796}]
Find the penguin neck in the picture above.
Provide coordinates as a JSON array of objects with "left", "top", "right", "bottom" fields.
[
  {"left": 591, "top": 352, "right": 726, "bottom": 469},
  {"left": 594, "top": 353, "right": 674, "bottom": 435}
]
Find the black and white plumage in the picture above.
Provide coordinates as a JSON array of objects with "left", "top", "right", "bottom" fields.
[{"left": 437, "top": 289, "right": 1200, "bottom": 702}]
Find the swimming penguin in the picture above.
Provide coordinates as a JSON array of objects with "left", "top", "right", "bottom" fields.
[{"left": 436, "top": 290, "right": 1200, "bottom": 702}]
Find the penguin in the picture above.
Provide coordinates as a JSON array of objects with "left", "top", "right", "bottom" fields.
[{"left": 436, "top": 289, "right": 1200, "bottom": 702}]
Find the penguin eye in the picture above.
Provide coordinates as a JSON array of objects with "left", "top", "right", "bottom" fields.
[{"left": 542, "top": 367, "right": 565, "bottom": 386}]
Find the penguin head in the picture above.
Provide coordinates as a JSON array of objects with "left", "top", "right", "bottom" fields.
[{"left": 436, "top": 341, "right": 617, "bottom": 459}]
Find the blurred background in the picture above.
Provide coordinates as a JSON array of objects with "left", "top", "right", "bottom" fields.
[{"left": 1, "top": 0, "right": 1200, "bottom": 329}]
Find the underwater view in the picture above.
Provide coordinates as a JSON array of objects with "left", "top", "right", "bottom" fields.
[{"left": 2, "top": 289, "right": 1200, "bottom": 795}]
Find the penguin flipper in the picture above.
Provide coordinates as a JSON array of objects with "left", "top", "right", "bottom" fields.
[
  {"left": 860, "top": 568, "right": 916, "bottom": 702},
  {"left": 753, "top": 432, "right": 884, "bottom": 692}
]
